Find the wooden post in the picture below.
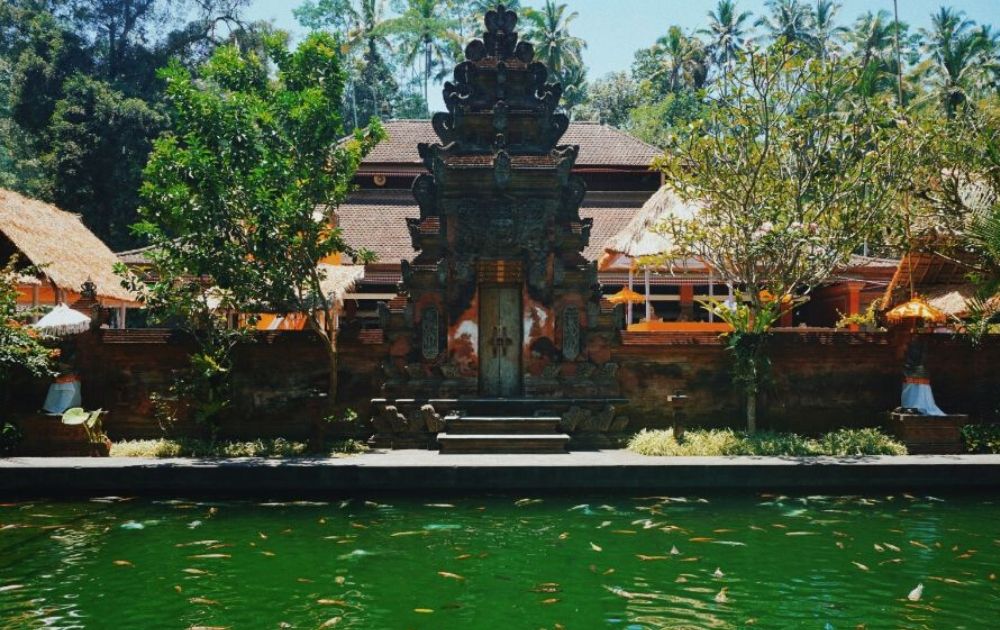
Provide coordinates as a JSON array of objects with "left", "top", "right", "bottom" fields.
[
  {"left": 118, "top": 303, "right": 127, "bottom": 330},
  {"left": 847, "top": 282, "right": 864, "bottom": 331},
  {"left": 644, "top": 266, "right": 651, "bottom": 321},
  {"left": 627, "top": 266, "right": 634, "bottom": 326},
  {"left": 779, "top": 306, "right": 793, "bottom": 328},
  {"left": 679, "top": 284, "right": 695, "bottom": 321},
  {"left": 31, "top": 284, "right": 40, "bottom": 323},
  {"left": 708, "top": 270, "right": 714, "bottom": 323}
]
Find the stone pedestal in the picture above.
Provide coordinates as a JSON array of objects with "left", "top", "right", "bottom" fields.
[{"left": 888, "top": 411, "right": 967, "bottom": 454}]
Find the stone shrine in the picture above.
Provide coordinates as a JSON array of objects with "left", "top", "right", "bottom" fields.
[{"left": 371, "top": 4, "right": 627, "bottom": 451}]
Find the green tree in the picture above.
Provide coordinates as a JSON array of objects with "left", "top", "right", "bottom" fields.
[
  {"left": 379, "top": 0, "right": 460, "bottom": 115},
  {"left": 848, "top": 10, "right": 914, "bottom": 98},
  {"left": 136, "top": 32, "right": 384, "bottom": 414},
  {"left": 919, "top": 7, "right": 997, "bottom": 116},
  {"left": 579, "top": 71, "right": 639, "bottom": 127},
  {"left": 701, "top": 0, "right": 753, "bottom": 70},
  {"left": 626, "top": 90, "right": 707, "bottom": 148},
  {"left": 811, "top": 0, "right": 847, "bottom": 61},
  {"left": 44, "top": 75, "right": 166, "bottom": 249},
  {"left": 1, "top": 0, "right": 260, "bottom": 248},
  {"left": 634, "top": 26, "right": 709, "bottom": 97},
  {"left": 522, "top": 0, "right": 585, "bottom": 77},
  {"left": 296, "top": 0, "right": 400, "bottom": 130},
  {"left": 909, "top": 102, "right": 1000, "bottom": 339},
  {"left": 653, "top": 45, "right": 913, "bottom": 431},
  {"left": 756, "top": 0, "right": 815, "bottom": 48},
  {"left": 1, "top": 257, "right": 55, "bottom": 440}
]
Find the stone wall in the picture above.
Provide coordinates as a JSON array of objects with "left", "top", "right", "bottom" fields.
[
  {"left": 16, "top": 328, "right": 998, "bottom": 442},
  {"left": 46, "top": 330, "right": 384, "bottom": 441},
  {"left": 615, "top": 330, "right": 1000, "bottom": 433}
]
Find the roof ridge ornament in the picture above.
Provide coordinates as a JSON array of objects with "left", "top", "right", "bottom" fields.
[{"left": 465, "top": 4, "right": 535, "bottom": 64}]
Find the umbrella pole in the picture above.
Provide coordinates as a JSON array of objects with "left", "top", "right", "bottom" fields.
[
  {"left": 644, "top": 266, "right": 651, "bottom": 321},
  {"left": 627, "top": 266, "right": 634, "bottom": 326},
  {"left": 708, "top": 269, "right": 714, "bottom": 323}
]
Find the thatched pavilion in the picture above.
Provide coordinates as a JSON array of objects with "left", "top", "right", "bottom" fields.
[
  {"left": 599, "top": 185, "right": 729, "bottom": 327},
  {"left": 0, "top": 189, "right": 135, "bottom": 324}
]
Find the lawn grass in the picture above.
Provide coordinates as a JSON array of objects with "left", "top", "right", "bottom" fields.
[
  {"left": 628, "top": 428, "right": 907, "bottom": 457},
  {"left": 109, "top": 437, "right": 369, "bottom": 458}
]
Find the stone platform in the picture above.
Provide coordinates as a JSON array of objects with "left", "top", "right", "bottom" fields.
[{"left": 2, "top": 452, "right": 999, "bottom": 495}]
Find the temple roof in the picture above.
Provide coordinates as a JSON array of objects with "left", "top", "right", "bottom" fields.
[
  {"left": 358, "top": 120, "right": 661, "bottom": 170},
  {"left": 337, "top": 190, "right": 646, "bottom": 265}
]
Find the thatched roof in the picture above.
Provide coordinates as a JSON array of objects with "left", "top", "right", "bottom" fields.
[
  {"left": 318, "top": 264, "right": 365, "bottom": 309},
  {"left": 603, "top": 185, "right": 703, "bottom": 260},
  {"left": 924, "top": 285, "right": 976, "bottom": 318},
  {"left": 0, "top": 189, "right": 134, "bottom": 302}
]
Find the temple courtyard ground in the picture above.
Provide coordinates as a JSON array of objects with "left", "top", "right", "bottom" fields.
[{"left": 2, "top": 451, "right": 999, "bottom": 495}]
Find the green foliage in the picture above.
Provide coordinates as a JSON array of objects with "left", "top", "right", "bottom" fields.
[
  {"left": 628, "top": 427, "right": 907, "bottom": 457},
  {"left": 651, "top": 45, "right": 916, "bottom": 429},
  {"left": 835, "top": 299, "right": 884, "bottom": 331},
  {"left": 908, "top": 101, "right": 1000, "bottom": 342},
  {"left": 918, "top": 7, "right": 998, "bottom": 117},
  {"left": 0, "top": 0, "right": 262, "bottom": 248},
  {"left": 134, "top": 31, "right": 383, "bottom": 415},
  {"left": 0, "top": 257, "right": 55, "bottom": 407},
  {"left": 377, "top": 0, "right": 461, "bottom": 113},
  {"left": 624, "top": 90, "right": 707, "bottom": 148},
  {"left": 44, "top": 75, "right": 166, "bottom": 248},
  {"left": 109, "top": 437, "right": 369, "bottom": 458},
  {"left": 960, "top": 424, "right": 1000, "bottom": 454}
]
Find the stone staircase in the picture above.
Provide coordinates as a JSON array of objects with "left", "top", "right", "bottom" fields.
[{"left": 437, "top": 414, "right": 570, "bottom": 454}]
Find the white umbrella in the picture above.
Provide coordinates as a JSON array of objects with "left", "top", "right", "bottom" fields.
[{"left": 32, "top": 304, "right": 91, "bottom": 336}]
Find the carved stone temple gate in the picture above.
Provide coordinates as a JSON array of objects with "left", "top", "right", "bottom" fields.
[{"left": 370, "top": 4, "right": 628, "bottom": 452}]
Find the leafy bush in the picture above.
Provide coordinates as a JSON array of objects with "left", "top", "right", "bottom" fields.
[
  {"left": 110, "top": 438, "right": 369, "bottom": 458},
  {"left": 628, "top": 428, "right": 906, "bottom": 457},
  {"left": 818, "top": 428, "right": 907, "bottom": 456},
  {"left": 961, "top": 424, "right": 1000, "bottom": 454},
  {"left": 1, "top": 421, "right": 22, "bottom": 456}
]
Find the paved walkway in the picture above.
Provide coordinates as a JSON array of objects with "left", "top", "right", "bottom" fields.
[{"left": 3, "top": 451, "right": 999, "bottom": 494}]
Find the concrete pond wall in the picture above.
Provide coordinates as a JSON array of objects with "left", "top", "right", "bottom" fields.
[{"left": 7, "top": 328, "right": 998, "bottom": 442}]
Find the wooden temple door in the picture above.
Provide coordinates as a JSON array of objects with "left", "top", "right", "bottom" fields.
[{"left": 478, "top": 283, "right": 523, "bottom": 398}]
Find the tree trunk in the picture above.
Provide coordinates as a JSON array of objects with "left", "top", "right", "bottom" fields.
[
  {"left": 424, "top": 42, "right": 431, "bottom": 115},
  {"left": 746, "top": 390, "right": 757, "bottom": 434},
  {"left": 325, "top": 339, "right": 338, "bottom": 414}
]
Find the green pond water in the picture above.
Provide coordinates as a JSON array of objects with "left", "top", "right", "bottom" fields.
[{"left": 1, "top": 493, "right": 998, "bottom": 629}]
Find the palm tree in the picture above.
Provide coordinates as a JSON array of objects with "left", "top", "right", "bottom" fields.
[
  {"left": 848, "top": 10, "right": 911, "bottom": 98},
  {"left": 522, "top": 0, "right": 586, "bottom": 76},
  {"left": 756, "top": 0, "right": 815, "bottom": 48},
  {"left": 700, "top": 0, "right": 753, "bottom": 69},
  {"left": 379, "top": 0, "right": 461, "bottom": 115},
  {"left": 812, "top": 0, "right": 847, "bottom": 60},
  {"left": 919, "top": 7, "right": 995, "bottom": 116},
  {"left": 650, "top": 26, "right": 709, "bottom": 93}
]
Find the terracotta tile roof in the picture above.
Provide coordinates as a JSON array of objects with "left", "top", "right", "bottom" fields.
[
  {"left": 359, "top": 120, "right": 660, "bottom": 168},
  {"left": 337, "top": 190, "right": 646, "bottom": 265}
]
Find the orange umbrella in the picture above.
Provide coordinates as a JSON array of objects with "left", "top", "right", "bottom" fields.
[
  {"left": 607, "top": 287, "right": 646, "bottom": 305},
  {"left": 885, "top": 297, "right": 947, "bottom": 325}
]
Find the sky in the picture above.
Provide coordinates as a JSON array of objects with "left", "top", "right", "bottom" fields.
[{"left": 246, "top": 0, "right": 998, "bottom": 110}]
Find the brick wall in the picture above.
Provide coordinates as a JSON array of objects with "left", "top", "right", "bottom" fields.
[
  {"left": 24, "top": 328, "right": 998, "bottom": 441},
  {"left": 614, "top": 330, "right": 1000, "bottom": 433}
]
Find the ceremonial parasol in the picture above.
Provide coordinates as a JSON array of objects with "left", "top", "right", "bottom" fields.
[
  {"left": 31, "top": 304, "right": 91, "bottom": 336},
  {"left": 885, "top": 297, "right": 947, "bottom": 325},
  {"left": 607, "top": 287, "right": 646, "bottom": 305}
]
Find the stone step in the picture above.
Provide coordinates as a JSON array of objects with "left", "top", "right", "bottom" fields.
[
  {"left": 446, "top": 417, "right": 561, "bottom": 435},
  {"left": 437, "top": 433, "right": 570, "bottom": 454}
]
